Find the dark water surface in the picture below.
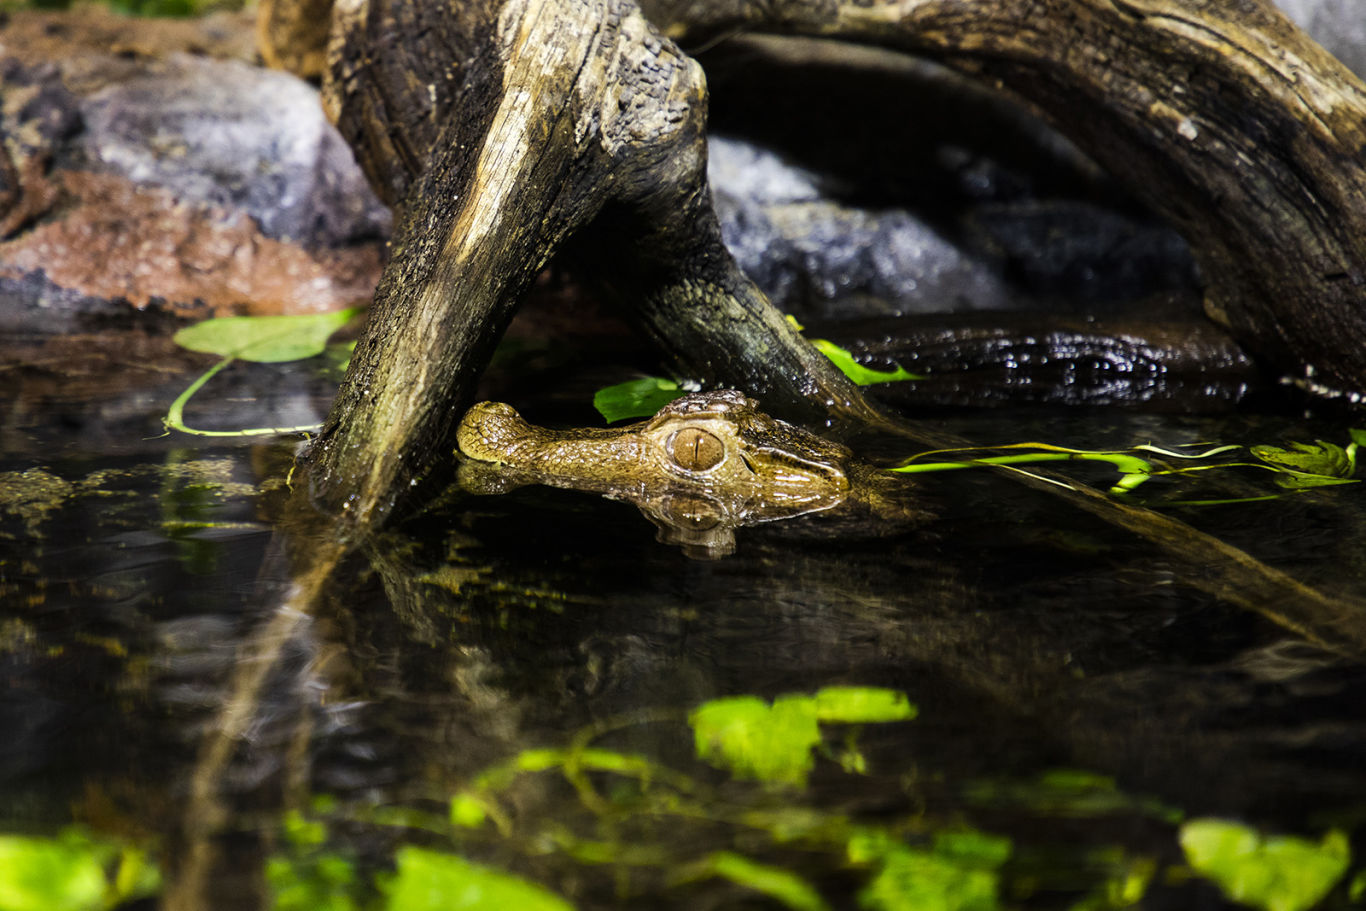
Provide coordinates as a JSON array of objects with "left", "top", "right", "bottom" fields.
[{"left": 3, "top": 327, "right": 1366, "bottom": 910}]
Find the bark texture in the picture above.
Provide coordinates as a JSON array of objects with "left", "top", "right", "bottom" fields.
[
  {"left": 648, "top": 0, "right": 1366, "bottom": 397},
  {"left": 303, "top": 0, "right": 875, "bottom": 526},
  {"left": 288, "top": 0, "right": 1366, "bottom": 533}
]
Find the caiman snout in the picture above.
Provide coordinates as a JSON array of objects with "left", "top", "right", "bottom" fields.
[{"left": 456, "top": 401, "right": 531, "bottom": 464}]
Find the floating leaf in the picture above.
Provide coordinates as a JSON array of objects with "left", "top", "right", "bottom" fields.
[
  {"left": 593, "top": 377, "right": 683, "bottom": 423},
  {"left": 1272, "top": 471, "right": 1358, "bottom": 490},
  {"left": 690, "top": 695, "right": 821, "bottom": 788},
  {"left": 165, "top": 309, "right": 362, "bottom": 437},
  {"left": 173, "top": 308, "right": 361, "bottom": 364},
  {"left": 813, "top": 687, "right": 918, "bottom": 723},
  {"left": 1180, "top": 819, "right": 1349, "bottom": 911},
  {"left": 1250, "top": 441, "right": 1352, "bottom": 478},
  {"left": 281, "top": 809, "right": 329, "bottom": 848},
  {"left": 384, "top": 847, "right": 574, "bottom": 911}
]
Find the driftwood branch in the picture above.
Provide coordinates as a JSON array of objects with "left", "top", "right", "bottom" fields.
[
  {"left": 649, "top": 0, "right": 1366, "bottom": 396},
  {"left": 300, "top": 0, "right": 875, "bottom": 525}
]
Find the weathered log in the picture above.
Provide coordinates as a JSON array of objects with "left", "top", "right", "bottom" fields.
[
  {"left": 302, "top": 0, "right": 877, "bottom": 526},
  {"left": 648, "top": 0, "right": 1366, "bottom": 399},
  {"left": 293, "top": 0, "right": 1366, "bottom": 528}
]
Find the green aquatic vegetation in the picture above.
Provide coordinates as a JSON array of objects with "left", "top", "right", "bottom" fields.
[
  {"left": 813, "top": 686, "right": 919, "bottom": 723},
  {"left": 849, "top": 830, "right": 1010, "bottom": 911},
  {"left": 891, "top": 429, "right": 1366, "bottom": 503},
  {"left": 384, "top": 848, "right": 575, "bottom": 911},
  {"left": 690, "top": 688, "right": 917, "bottom": 788},
  {"left": 1248, "top": 435, "right": 1360, "bottom": 489},
  {"left": 264, "top": 692, "right": 1365, "bottom": 911},
  {"left": 787, "top": 315, "right": 925, "bottom": 385},
  {"left": 1066, "top": 850, "right": 1156, "bottom": 911},
  {"left": 591, "top": 322, "right": 922, "bottom": 421},
  {"left": 165, "top": 308, "right": 360, "bottom": 437},
  {"left": 963, "top": 769, "right": 1182, "bottom": 823},
  {"left": 681, "top": 852, "right": 830, "bottom": 911},
  {"left": 889, "top": 441, "right": 1236, "bottom": 496},
  {"left": 691, "top": 694, "right": 823, "bottom": 788},
  {"left": 593, "top": 376, "right": 684, "bottom": 423},
  {"left": 0, "top": 828, "right": 159, "bottom": 911},
  {"left": 0, "top": 467, "right": 75, "bottom": 537},
  {"left": 807, "top": 337, "right": 922, "bottom": 385},
  {"left": 1179, "top": 819, "right": 1350, "bottom": 911}
]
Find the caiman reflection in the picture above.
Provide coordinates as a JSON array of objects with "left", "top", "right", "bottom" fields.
[{"left": 456, "top": 390, "right": 923, "bottom": 556}]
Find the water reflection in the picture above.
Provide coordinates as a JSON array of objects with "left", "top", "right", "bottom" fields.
[{"left": 2, "top": 361, "right": 1366, "bottom": 909}]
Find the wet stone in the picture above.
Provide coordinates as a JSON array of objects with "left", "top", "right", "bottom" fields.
[
  {"left": 79, "top": 54, "right": 391, "bottom": 249},
  {"left": 0, "top": 10, "right": 387, "bottom": 328}
]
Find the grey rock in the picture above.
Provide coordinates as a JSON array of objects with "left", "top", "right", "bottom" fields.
[
  {"left": 79, "top": 54, "right": 390, "bottom": 248},
  {"left": 709, "top": 136, "right": 1017, "bottom": 316},
  {"left": 1277, "top": 0, "right": 1366, "bottom": 78}
]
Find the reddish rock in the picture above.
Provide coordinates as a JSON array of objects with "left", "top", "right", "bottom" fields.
[{"left": 0, "top": 9, "right": 386, "bottom": 326}]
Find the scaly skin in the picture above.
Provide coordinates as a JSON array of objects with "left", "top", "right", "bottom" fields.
[{"left": 456, "top": 389, "right": 918, "bottom": 556}]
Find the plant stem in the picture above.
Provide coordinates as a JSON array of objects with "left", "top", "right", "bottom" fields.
[{"left": 164, "top": 357, "right": 324, "bottom": 438}]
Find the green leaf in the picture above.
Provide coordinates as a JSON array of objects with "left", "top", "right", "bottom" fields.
[
  {"left": 267, "top": 853, "right": 358, "bottom": 911},
  {"left": 449, "top": 794, "right": 488, "bottom": 829},
  {"left": 173, "top": 308, "right": 360, "bottom": 364},
  {"left": 384, "top": 847, "right": 575, "bottom": 911},
  {"left": 1179, "top": 819, "right": 1350, "bottom": 911},
  {"left": 931, "top": 831, "right": 1013, "bottom": 871},
  {"left": 809, "top": 339, "right": 924, "bottom": 385},
  {"left": 690, "top": 695, "right": 821, "bottom": 788},
  {"left": 813, "top": 687, "right": 917, "bottom": 724},
  {"left": 1272, "top": 471, "right": 1358, "bottom": 490},
  {"left": 963, "top": 769, "right": 1182, "bottom": 823},
  {"left": 0, "top": 829, "right": 160, "bottom": 911},
  {"left": 282, "top": 810, "right": 328, "bottom": 848},
  {"left": 592, "top": 377, "right": 683, "bottom": 423},
  {"left": 704, "top": 852, "right": 829, "bottom": 911},
  {"left": 1250, "top": 441, "right": 1352, "bottom": 478},
  {"left": 854, "top": 841, "right": 1005, "bottom": 911}
]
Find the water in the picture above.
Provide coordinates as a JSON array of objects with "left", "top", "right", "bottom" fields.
[{"left": 3, "top": 321, "right": 1365, "bottom": 910}]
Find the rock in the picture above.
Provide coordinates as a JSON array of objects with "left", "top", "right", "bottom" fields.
[
  {"left": 1277, "top": 0, "right": 1366, "bottom": 78},
  {"left": 702, "top": 37, "right": 1200, "bottom": 320},
  {"left": 0, "top": 171, "right": 382, "bottom": 315},
  {"left": 80, "top": 54, "right": 390, "bottom": 249},
  {"left": 0, "top": 9, "right": 386, "bottom": 328},
  {"left": 710, "top": 136, "right": 1018, "bottom": 315}
]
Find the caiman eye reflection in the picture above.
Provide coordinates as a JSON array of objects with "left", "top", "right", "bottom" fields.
[{"left": 668, "top": 427, "right": 724, "bottom": 471}]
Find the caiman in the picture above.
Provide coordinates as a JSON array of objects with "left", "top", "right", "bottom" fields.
[{"left": 456, "top": 389, "right": 927, "bottom": 557}]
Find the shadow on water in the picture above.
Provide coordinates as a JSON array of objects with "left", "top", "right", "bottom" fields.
[{"left": 3, "top": 328, "right": 1366, "bottom": 910}]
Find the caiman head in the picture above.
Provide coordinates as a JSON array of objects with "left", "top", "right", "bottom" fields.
[{"left": 455, "top": 389, "right": 853, "bottom": 556}]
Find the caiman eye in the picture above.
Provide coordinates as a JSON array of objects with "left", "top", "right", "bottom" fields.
[{"left": 668, "top": 427, "right": 724, "bottom": 471}]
